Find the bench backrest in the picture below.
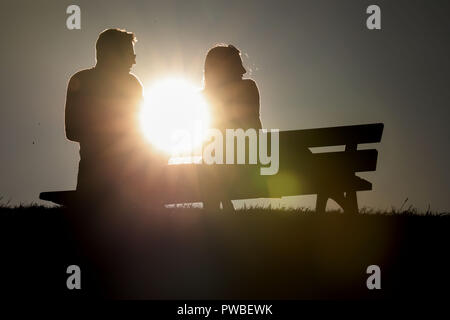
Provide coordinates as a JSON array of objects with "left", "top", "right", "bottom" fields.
[
  {"left": 277, "top": 123, "right": 384, "bottom": 175},
  {"left": 279, "top": 123, "right": 384, "bottom": 148},
  {"left": 162, "top": 123, "right": 384, "bottom": 202}
]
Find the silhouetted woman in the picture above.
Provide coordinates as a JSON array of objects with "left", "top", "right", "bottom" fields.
[{"left": 202, "top": 44, "right": 262, "bottom": 211}]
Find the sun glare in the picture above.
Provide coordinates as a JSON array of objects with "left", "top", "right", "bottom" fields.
[{"left": 139, "top": 78, "right": 210, "bottom": 156}]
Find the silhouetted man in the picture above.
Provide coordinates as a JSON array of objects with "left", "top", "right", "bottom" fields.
[{"left": 65, "top": 28, "right": 145, "bottom": 201}]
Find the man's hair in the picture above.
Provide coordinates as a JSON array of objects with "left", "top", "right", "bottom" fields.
[{"left": 96, "top": 28, "right": 137, "bottom": 62}]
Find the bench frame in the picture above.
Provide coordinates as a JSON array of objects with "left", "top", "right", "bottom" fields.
[
  {"left": 314, "top": 143, "right": 360, "bottom": 214},
  {"left": 40, "top": 123, "right": 384, "bottom": 214}
]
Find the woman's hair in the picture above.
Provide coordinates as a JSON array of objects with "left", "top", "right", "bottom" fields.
[
  {"left": 96, "top": 28, "right": 137, "bottom": 62},
  {"left": 204, "top": 44, "right": 246, "bottom": 88}
]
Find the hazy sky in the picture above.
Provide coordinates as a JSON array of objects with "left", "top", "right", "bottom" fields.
[{"left": 1, "top": 0, "right": 449, "bottom": 211}]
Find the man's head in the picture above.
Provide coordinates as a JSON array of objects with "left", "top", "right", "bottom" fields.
[{"left": 96, "top": 28, "right": 137, "bottom": 72}]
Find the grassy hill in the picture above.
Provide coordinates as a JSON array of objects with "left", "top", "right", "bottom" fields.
[{"left": 0, "top": 204, "right": 449, "bottom": 299}]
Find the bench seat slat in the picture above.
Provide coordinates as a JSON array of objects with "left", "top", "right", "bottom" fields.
[
  {"left": 40, "top": 190, "right": 77, "bottom": 206},
  {"left": 280, "top": 149, "right": 378, "bottom": 172},
  {"left": 39, "top": 173, "right": 372, "bottom": 206}
]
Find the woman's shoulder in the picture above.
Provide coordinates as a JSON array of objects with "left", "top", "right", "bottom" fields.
[
  {"left": 237, "top": 79, "right": 260, "bottom": 102},
  {"left": 223, "top": 79, "right": 258, "bottom": 97},
  {"left": 240, "top": 79, "right": 258, "bottom": 90}
]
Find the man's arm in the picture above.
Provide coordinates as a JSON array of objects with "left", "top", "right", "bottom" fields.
[{"left": 65, "top": 73, "right": 83, "bottom": 142}]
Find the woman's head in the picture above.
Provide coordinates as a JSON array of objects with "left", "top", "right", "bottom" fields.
[{"left": 204, "top": 44, "right": 247, "bottom": 88}]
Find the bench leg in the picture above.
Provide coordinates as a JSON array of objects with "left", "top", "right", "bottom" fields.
[
  {"left": 329, "top": 192, "right": 347, "bottom": 213},
  {"left": 317, "top": 192, "right": 358, "bottom": 214},
  {"left": 221, "top": 199, "right": 235, "bottom": 213},
  {"left": 316, "top": 194, "right": 328, "bottom": 214},
  {"left": 344, "top": 191, "right": 359, "bottom": 214},
  {"left": 203, "top": 199, "right": 235, "bottom": 213}
]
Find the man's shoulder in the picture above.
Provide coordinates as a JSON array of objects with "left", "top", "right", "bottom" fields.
[
  {"left": 67, "top": 68, "right": 95, "bottom": 89},
  {"left": 69, "top": 68, "right": 95, "bottom": 81},
  {"left": 127, "top": 72, "right": 143, "bottom": 89},
  {"left": 66, "top": 69, "right": 93, "bottom": 93},
  {"left": 124, "top": 73, "right": 143, "bottom": 97}
]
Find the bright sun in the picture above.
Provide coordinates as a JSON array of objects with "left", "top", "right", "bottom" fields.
[{"left": 139, "top": 78, "right": 210, "bottom": 156}]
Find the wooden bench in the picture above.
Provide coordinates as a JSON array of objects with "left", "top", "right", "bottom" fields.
[{"left": 40, "top": 123, "right": 384, "bottom": 214}]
